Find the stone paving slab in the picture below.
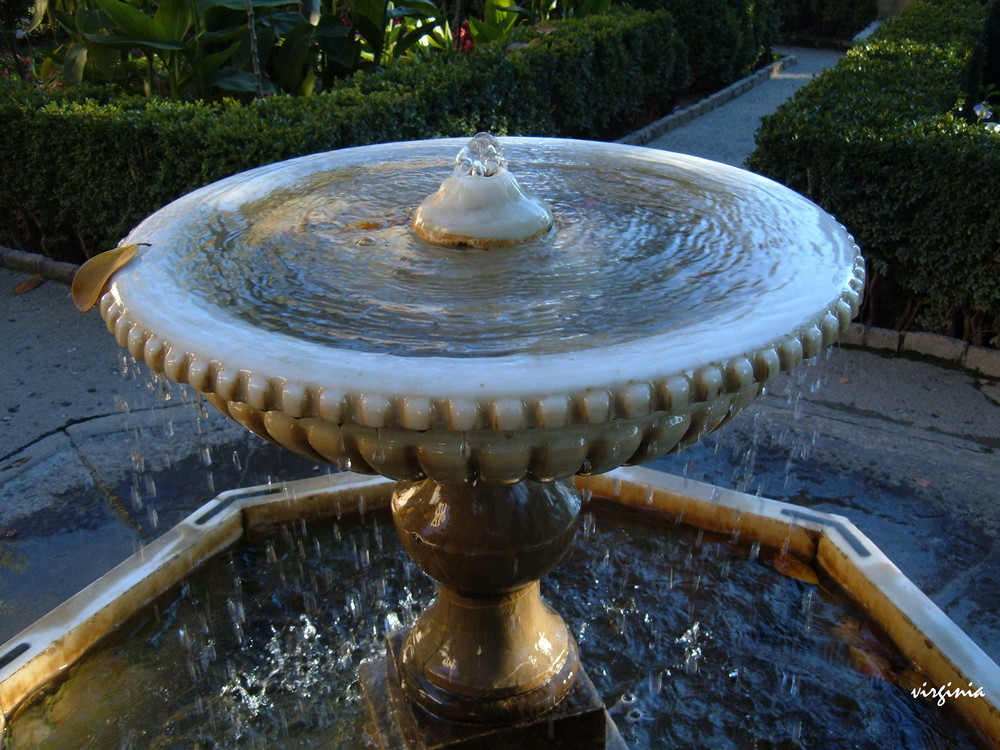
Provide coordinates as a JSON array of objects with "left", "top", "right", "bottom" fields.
[{"left": 0, "top": 432, "right": 141, "bottom": 640}]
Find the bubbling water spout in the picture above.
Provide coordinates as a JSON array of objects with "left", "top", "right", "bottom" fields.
[
  {"left": 411, "top": 132, "right": 553, "bottom": 249},
  {"left": 455, "top": 132, "right": 506, "bottom": 177}
]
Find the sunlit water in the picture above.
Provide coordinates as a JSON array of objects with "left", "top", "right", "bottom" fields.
[{"left": 8, "top": 502, "right": 982, "bottom": 749}]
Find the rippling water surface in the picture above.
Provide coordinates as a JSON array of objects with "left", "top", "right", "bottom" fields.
[{"left": 146, "top": 144, "right": 850, "bottom": 357}]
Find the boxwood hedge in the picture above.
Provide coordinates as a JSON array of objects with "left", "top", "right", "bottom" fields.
[
  {"left": 748, "top": 0, "right": 1000, "bottom": 346},
  {"left": 775, "top": 0, "right": 877, "bottom": 42},
  {"left": 2, "top": 0, "right": 787, "bottom": 263},
  {"left": 2, "top": 7, "right": 696, "bottom": 262}
]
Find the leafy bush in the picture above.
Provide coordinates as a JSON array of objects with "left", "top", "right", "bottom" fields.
[
  {"left": 749, "top": 0, "right": 1000, "bottom": 346},
  {"left": 0, "top": 8, "right": 686, "bottom": 261},
  {"left": 775, "top": 0, "right": 876, "bottom": 41},
  {"left": 625, "top": 0, "right": 777, "bottom": 90}
]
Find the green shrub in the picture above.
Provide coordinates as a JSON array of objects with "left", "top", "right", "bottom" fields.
[
  {"left": 775, "top": 0, "right": 876, "bottom": 41},
  {"left": 749, "top": 0, "right": 1000, "bottom": 346},
  {"left": 0, "top": 8, "right": 686, "bottom": 260},
  {"left": 625, "top": 0, "right": 777, "bottom": 90}
]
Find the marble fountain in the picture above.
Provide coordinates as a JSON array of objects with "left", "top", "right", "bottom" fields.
[{"left": 1, "top": 134, "right": 998, "bottom": 747}]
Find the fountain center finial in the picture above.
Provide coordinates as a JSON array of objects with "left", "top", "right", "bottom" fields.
[
  {"left": 454, "top": 132, "right": 506, "bottom": 177},
  {"left": 411, "top": 133, "right": 553, "bottom": 249}
]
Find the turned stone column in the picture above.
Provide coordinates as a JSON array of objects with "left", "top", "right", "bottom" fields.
[{"left": 391, "top": 479, "right": 582, "bottom": 723}]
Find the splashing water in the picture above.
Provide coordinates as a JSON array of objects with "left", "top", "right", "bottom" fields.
[{"left": 7, "top": 503, "right": 983, "bottom": 749}]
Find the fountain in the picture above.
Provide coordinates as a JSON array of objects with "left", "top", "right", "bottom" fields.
[{"left": 63, "top": 133, "right": 865, "bottom": 745}]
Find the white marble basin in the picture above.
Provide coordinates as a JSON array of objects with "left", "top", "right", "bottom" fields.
[{"left": 99, "top": 137, "right": 864, "bottom": 483}]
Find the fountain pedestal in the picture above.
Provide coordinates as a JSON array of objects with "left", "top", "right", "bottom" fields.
[
  {"left": 360, "top": 479, "right": 613, "bottom": 747},
  {"left": 77, "top": 134, "right": 865, "bottom": 747}
]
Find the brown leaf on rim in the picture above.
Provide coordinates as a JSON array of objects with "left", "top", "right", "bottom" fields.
[
  {"left": 768, "top": 549, "right": 819, "bottom": 585},
  {"left": 849, "top": 646, "right": 894, "bottom": 681},
  {"left": 71, "top": 243, "right": 142, "bottom": 312},
  {"left": 13, "top": 274, "right": 43, "bottom": 295}
]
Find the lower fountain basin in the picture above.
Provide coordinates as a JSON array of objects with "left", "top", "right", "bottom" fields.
[{"left": 1, "top": 469, "right": 996, "bottom": 747}]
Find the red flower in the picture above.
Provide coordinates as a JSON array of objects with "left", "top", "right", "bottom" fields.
[{"left": 457, "top": 20, "right": 474, "bottom": 53}]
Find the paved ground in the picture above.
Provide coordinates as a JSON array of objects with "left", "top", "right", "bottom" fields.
[
  {"left": 2, "top": 45, "right": 999, "bottom": 688},
  {"left": 645, "top": 47, "right": 849, "bottom": 167}
]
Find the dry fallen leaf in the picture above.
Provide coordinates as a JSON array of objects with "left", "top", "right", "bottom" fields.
[
  {"left": 768, "top": 549, "right": 819, "bottom": 585},
  {"left": 71, "top": 243, "right": 142, "bottom": 312},
  {"left": 849, "top": 646, "right": 894, "bottom": 681},
  {"left": 13, "top": 274, "right": 43, "bottom": 295}
]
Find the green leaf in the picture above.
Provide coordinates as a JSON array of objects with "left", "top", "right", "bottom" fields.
[
  {"left": 62, "top": 43, "right": 89, "bottom": 84},
  {"left": 264, "top": 9, "right": 309, "bottom": 37},
  {"left": 199, "top": 0, "right": 298, "bottom": 11},
  {"left": 194, "top": 45, "right": 236, "bottom": 74},
  {"left": 154, "top": 0, "right": 193, "bottom": 40},
  {"left": 95, "top": 0, "right": 174, "bottom": 44},
  {"left": 70, "top": 8, "right": 117, "bottom": 35},
  {"left": 84, "top": 33, "right": 187, "bottom": 50},
  {"left": 272, "top": 21, "right": 314, "bottom": 93},
  {"left": 394, "top": 19, "right": 444, "bottom": 58},
  {"left": 26, "top": 0, "right": 50, "bottom": 34},
  {"left": 205, "top": 67, "right": 277, "bottom": 93},
  {"left": 389, "top": 0, "right": 439, "bottom": 21},
  {"left": 316, "top": 33, "right": 358, "bottom": 69}
]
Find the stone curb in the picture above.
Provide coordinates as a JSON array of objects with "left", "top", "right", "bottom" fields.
[
  {"left": 616, "top": 55, "right": 798, "bottom": 147},
  {"left": 0, "top": 245, "right": 78, "bottom": 284},
  {"left": 842, "top": 323, "right": 1000, "bottom": 379}
]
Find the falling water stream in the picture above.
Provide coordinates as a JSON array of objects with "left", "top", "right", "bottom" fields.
[{"left": 7, "top": 501, "right": 984, "bottom": 749}]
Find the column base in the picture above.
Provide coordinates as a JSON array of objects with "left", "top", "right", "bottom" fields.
[{"left": 361, "top": 631, "right": 623, "bottom": 750}]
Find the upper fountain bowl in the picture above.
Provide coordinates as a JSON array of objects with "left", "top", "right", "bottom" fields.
[{"left": 98, "top": 136, "right": 864, "bottom": 484}]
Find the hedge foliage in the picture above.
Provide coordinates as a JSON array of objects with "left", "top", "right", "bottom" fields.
[
  {"left": 624, "top": 0, "right": 778, "bottom": 90},
  {"left": 748, "top": 0, "right": 1000, "bottom": 346},
  {"left": 1, "top": 1, "right": 781, "bottom": 262},
  {"left": 775, "top": 0, "right": 877, "bottom": 41}
]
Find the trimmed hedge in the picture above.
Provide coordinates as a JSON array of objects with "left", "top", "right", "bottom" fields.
[
  {"left": 625, "top": 0, "right": 778, "bottom": 90},
  {"left": 1, "top": 8, "right": 691, "bottom": 262},
  {"left": 748, "top": 0, "right": 1000, "bottom": 346},
  {"left": 775, "top": 0, "right": 877, "bottom": 42}
]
